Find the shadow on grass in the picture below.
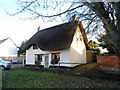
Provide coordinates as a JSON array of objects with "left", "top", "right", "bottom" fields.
[
  {"left": 11, "top": 62, "right": 120, "bottom": 82},
  {"left": 2, "top": 62, "right": 120, "bottom": 88},
  {"left": 63, "top": 62, "right": 120, "bottom": 82},
  {"left": 26, "top": 62, "right": 120, "bottom": 82}
]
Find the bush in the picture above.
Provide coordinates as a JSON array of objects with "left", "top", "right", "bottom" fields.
[{"left": 51, "top": 59, "right": 59, "bottom": 65}]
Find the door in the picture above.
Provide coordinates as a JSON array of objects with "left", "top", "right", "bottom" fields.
[
  {"left": 35, "top": 54, "right": 42, "bottom": 66},
  {"left": 44, "top": 54, "right": 49, "bottom": 68}
]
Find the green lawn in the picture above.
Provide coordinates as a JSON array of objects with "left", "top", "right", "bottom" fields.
[
  {"left": 2, "top": 67, "right": 120, "bottom": 88},
  {"left": 2, "top": 70, "right": 86, "bottom": 88},
  {"left": 0, "top": 71, "right": 2, "bottom": 89}
]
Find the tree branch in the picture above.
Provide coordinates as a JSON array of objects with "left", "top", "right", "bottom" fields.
[
  {"left": 6, "top": 0, "right": 37, "bottom": 16},
  {"left": 27, "top": 4, "right": 84, "bottom": 18}
]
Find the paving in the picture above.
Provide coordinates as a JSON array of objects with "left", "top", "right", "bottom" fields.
[{"left": 10, "top": 64, "right": 24, "bottom": 70}]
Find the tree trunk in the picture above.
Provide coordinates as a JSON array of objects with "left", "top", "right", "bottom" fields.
[
  {"left": 100, "top": 2, "right": 120, "bottom": 58},
  {"left": 114, "top": 2, "right": 120, "bottom": 58},
  {"left": 84, "top": 2, "right": 120, "bottom": 59}
]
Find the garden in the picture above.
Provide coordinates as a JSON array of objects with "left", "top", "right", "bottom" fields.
[{"left": 2, "top": 63, "right": 120, "bottom": 89}]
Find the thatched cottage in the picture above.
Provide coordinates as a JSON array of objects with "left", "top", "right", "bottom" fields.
[{"left": 22, "top": 19, "right": 89, "bottom": 68}]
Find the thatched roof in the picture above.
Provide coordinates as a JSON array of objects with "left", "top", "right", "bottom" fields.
[
  {"left": 21, "top": 20, "right": 89, "bottom": 53},
  {"left": 78, "top": 21, "right": 90, "bottom": 50}
]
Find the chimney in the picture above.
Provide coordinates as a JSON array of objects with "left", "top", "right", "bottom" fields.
[
  {"left": 37, "top": 26, "right": 40, "bottom": 31},
  {"left": 72, "top": 14, "right": 77, "bottom": 21}
]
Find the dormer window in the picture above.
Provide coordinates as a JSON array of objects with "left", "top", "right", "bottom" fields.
[
  {"left": 33, "top": 44, "right": 38, "bottom": 49},
  {"left": 76, "top": 37, "right": 79, "bottom": 41}
]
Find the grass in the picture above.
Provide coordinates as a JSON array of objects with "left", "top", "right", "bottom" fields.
[
  {"left": 2, "top": 63, "right": 120, "bottom": 88},
  {"left": 0, "top": 71, "right": 2, "bottom": 89},
  {"left": 2, "top": 70, "right": 86, "bottom": 88},
  {"left": 72, "top": 62, "right": 98, "bottom": 72}
]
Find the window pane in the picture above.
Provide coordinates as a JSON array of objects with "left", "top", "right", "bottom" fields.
[{"left": 51, "top": 53, "right": 60, "bottom": 64}]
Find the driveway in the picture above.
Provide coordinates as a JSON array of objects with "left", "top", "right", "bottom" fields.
[
  {"left": 0, "top": 66, "right": 4, "bottom": 70},
  {"left": 11, "top": 64, "right": 23, "bottom": 70}
]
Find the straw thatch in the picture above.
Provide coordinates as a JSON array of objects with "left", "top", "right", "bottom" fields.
[{"left": 21, "top": 20, "right": 89, "bottom": 52}]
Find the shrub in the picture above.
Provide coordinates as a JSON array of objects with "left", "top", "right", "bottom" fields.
[{"left": 51, "top": 59, "right": 59, "bottom": 65}]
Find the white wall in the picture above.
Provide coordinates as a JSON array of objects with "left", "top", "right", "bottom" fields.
[
  {"left": 70, "top": 27, "right": 86, "bottom": 67},
  {"left": 26, "top": 50, "right": 35, "bottom": 65},
  {"left": 26, "top": 46, "right": 72, "bottom": 67},
  {"left": 59, "top": 49, "right": 71, "bottom": 67},
  {"left": 26, "top": 46, "right": 50, "bottom": 66},
  {"left": 49, "top": 49, "right": 71, "bottom": 67}
]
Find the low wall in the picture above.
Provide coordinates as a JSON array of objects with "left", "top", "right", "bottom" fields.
[
  {"left": 86, "top": 50, "right": 95, "bottom": 63},
  {"left": 97, "top": 55, "right": 120, "bottom": 68},
  {"left": 97, "top": 55, "right": 120, "bottom": 75}
]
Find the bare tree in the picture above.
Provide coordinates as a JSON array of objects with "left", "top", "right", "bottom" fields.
[{"left": 6, "top": 0, "right": 120, "bottom": 58}]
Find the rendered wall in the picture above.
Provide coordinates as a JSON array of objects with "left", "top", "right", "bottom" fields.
[
  {"left": 26, "top": 50, "right": 35, "bottom": 65},
  {"left": 70, "top": 27, "right": 86, "bottom": 67},
  {"left": 58, "top": 49, "right": 71, "bottom": 67},
  {"left": 26, "top": 45, "right": 72, "bottom": 67}
]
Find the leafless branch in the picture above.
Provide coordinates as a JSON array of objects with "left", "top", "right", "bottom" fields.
[
  {"left": 6, "top": 0, "right": 37, "bottom": 16},
  {"left": 27, "top": 4, "right": 84, "bottom": 18}
]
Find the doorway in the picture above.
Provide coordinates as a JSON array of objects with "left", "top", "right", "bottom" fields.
[
  {"left": 44, "top": 54, "right": 49, "bottom": 68},
  {"left": 35, "top": 54, "right": 42, "bottom": 66}
]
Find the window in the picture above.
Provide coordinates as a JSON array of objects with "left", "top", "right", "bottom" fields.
[
  {"left": 33, "top": 44, "right": 38, "bottom": 49},
  {"left": 52, "top": 53, "right": 60, "bottom": 60},
  {"left": 35, "top": 54, "right": 42, "bottom": 62},
  {"left": 51, "top": 53, "right": 60, "bottom": 64}
]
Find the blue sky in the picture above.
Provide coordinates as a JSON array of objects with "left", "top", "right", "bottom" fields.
[{"left": 0, "top": 0, "right": 60, "bottom": 47}]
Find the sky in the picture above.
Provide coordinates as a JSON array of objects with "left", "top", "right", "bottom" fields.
[
  {"left": 0, "top": 0, "right": 60, "bottom": 47},
  {"left": 0, "top": 0, "right": 108, "bottom": 56},
  {"left": 0, "top": 0, "right": 62, "bottom": 56}
]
